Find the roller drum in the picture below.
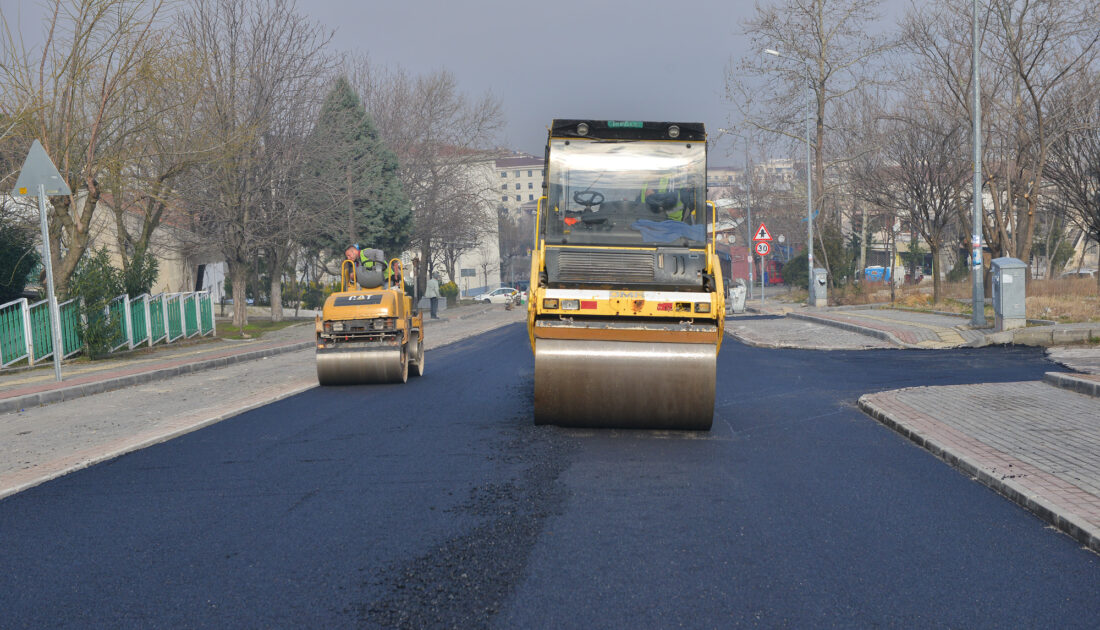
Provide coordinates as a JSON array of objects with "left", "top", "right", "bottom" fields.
[
  {"left": 534, "top": 338, "right": 715, "bottom": 430},
  {"left": 316, "top": 345, "right": 407, "bottom": 385}
]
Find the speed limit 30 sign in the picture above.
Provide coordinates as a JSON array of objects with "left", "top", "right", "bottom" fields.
[{"left": 755, "top": 241, "right": 770, "bottom": 256}]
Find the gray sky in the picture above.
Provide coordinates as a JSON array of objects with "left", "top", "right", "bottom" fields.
[{"left": 3, "top": 0, "right": 906, "bottom": 163}]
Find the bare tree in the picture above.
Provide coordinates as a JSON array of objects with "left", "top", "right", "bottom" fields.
[
  {"left": 178, "top": 0, "right": 331, "bottom": 327},
  {"left": 728, "top": 0, "right": 895, "bottom": 240},
  {"left": 350, "top": 59, "right": 504, "bottom": 295},
  {"left": 903, "top": 0, "right": 1100, "bottom": 275},
  {"left": 986, "top": 0, "right": 1100, "bottom": 269},
  {"left": 1045, "top": 72, "right": 1100, "bottom": 291},
  {"left": 0, "top": 0, "right": 169, "bottom": 297},
  {"left": 856, "top": 99, "right": 971, "bottom": 302}
]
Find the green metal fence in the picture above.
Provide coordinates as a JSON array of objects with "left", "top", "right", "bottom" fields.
[
  {"left": 1, "top": 291, "right": 216, "bottom": 370},
  {"left": 183, "top": 294, "right": 198, "bottom": 337},
  {"left": 0, "top": 298, "right": 32, "bottom": 367},
  {"left": 149, "top": 293, "right": 167, "bottom": 344},
  {"left": 129, "top": 294, "right": 149, "bottom": 347},
  {"left": 166, "top": 294, "right": 184, "bottom": 341},
  {"left": 107, "top": 295, "right": 131, "bottom": 352},
  {"left": 58, "top": 298, "right": 82, "bottom": 357}
]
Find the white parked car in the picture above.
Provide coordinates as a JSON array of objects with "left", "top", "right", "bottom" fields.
[{"left": 474, "top": 287, "right": 520, "bottom": 304}]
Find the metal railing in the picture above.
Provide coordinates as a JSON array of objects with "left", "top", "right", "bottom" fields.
[{"left": 0, "top": 291, "right": 216, "bottom": 369}]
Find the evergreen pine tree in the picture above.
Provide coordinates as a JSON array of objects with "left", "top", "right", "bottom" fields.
[{"left": 303, "top": 77, "right": 412, "bottom": 259}]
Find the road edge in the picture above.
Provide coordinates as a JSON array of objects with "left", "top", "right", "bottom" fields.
[{"left": 857, "top": 392, "right": 1100, "bottom": 555}]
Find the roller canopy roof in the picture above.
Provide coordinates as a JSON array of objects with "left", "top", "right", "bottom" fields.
[{"left": 550, "top": 119, "right": 706, "bottom": 142}]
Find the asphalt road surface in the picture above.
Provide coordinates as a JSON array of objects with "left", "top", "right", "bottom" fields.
[{"left": 2, "top": 323, "right": 1098, "bottom": 628}]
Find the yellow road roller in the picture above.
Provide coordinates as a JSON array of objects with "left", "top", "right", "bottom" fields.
[
  {"left": 316, "top": 252, "right": 424, "bottom": 385},
  {"left": 527, "top": 120, "right": 724, "bottom": 430}
]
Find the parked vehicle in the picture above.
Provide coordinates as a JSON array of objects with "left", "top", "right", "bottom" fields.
[{"left": 474, "top": 287, "right": 520, "bottom": 304}]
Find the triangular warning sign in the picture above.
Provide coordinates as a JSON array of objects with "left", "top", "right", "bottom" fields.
[
  {"left": 753, "top": 223, "right": 773, "bottom": 241},
  {"left": 13, "top": 140, "right": 71, "bottom": 196}
]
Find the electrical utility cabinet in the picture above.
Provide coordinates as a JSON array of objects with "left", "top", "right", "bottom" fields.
[
  {"left": 991, "top": 256, "right": 1027, "bottom": 331},
  {"left": 811, "top": 268, "right": 828, "bottom": 307}
]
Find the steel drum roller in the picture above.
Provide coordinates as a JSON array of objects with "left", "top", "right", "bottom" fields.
[
  {"left": 534, "top": 338, "right": 715, "bottom": 430},
  {"left": 316, "top": 346, "right": 407, "bottom": 385}
]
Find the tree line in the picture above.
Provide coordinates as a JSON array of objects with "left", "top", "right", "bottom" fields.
[
  {"left": 0, "top": 0, "right": 503, "bottom": 327},
  {"left": 728, "top": 0, "right": 1100, "bottom": 299}
]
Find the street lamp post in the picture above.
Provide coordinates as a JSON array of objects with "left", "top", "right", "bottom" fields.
[{"left": 764, "top": 48, "right": 814, "bottom": 303}]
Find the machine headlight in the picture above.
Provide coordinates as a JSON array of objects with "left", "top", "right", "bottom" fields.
[
  {"left": 577, "top": 122, "right": 589, "bottom": 136},
  {"left": 562, "top": 299, "right": 580, "bottom": 310},
  {"left": 694, "top": 302, "right": 710, "bottom": 313},
  {"left": 668, "top": 125, "right": 680, "bottom": 138},
  {"left": 332, "top": 322, "right": 345, "bottom": 332},
  {"left": 543, "top": 298, "right": 559, "bottom": 309},
  {"left": 324, "top": 321, "right": 333, "bottom": 332}
]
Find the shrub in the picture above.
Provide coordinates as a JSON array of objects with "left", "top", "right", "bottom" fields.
[
  {"left": 440, "top": 281, "right": 459, "bottom": 306},
  {"left": 0, "top": 221, "right": 40, "bottom": 303},
  {"left": 122, "top": 249, "right": 159, "bottom": 296},
  {"left": 69, "top": 248, "right": 125, "bottom": 359}
]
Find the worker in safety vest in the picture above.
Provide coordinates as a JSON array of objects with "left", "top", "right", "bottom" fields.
[
  {"left": 345, "top": 244, "right": 394, "bottom": 287},
  {"left": 640, "top": 176, "right": 684, "bottom": 221}
]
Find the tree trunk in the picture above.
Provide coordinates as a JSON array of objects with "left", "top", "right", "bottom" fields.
[
  {"left": 229, "top": 261, "right": 249, "bottom": 329},
  {"left": 930, "top": 241, "right": 942, "bottom": 305},
  {"left": 859, "top": 204, "right": 868, "bottom": 277},
  {"left": 269, "top": 247, "right": 285, "bottom": 322}
]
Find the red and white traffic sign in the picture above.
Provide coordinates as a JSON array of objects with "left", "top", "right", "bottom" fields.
[
  {"left": 755, "top": 241, "right": 770, "bottom": 256},
  {"left": 753, "top": 222, "right": 773, "bottom": 242}
]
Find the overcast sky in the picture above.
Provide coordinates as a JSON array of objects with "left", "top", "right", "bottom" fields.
[{"left": 2, "top": 0, "right": 907, "bottom": 163}]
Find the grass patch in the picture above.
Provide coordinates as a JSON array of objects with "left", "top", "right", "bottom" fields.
[
  {"left": 819, "top": 276, "right": 1097, "bottom": 323},
  {"left": 216, "top": 319, "right": 303, "bottom": 340}
]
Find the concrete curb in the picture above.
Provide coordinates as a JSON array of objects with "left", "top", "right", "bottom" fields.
[
  {"left": 0, "top": 341, "right": 315, "bottom": 416},
  {"left": 1042, "top": 372, "right": 1100, "bottom": 398},
  {"left": 787, "top": 312, "right": 912, "bottom": 348},
  {"left": 1009, "top": 326, "right": 1100, "bottom": 347},
  {"left": 857, "top": 394, "right": 1100, "bottom": 555}
]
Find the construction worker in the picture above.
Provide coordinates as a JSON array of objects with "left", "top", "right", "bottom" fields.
[
  {"left": 345, "top": 244, "right": 393, "bottom": 287},
  {"left": 640, "top": 176, "right": 684, "bottom": 221}
]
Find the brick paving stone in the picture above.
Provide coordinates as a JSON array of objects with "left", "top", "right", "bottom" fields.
[{"left": 860, "top": 381, "right": 1100, "bottom": 552}]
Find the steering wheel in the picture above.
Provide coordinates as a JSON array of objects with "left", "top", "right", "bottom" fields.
[
  {"left": 573, "top": 190, "right": 605, "bottom": 210},
  {"left": 645, "top": 191, "right": 679, "bottom": 212}
]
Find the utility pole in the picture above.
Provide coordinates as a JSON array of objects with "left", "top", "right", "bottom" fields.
[{"left": 970, "top": 0, "right": 986, "bottom": 326}]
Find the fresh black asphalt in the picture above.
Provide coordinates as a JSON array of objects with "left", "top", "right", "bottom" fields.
[{"left": 1, "top": 323, "right": 1097, "bottom": 628}]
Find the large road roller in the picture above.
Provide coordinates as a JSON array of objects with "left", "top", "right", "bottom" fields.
[
  {"left": 316, "top": 252, "right": 424, "bottom": 385},
  {"left": 527, "top": 120, "right": 724, "bottom": 430}
]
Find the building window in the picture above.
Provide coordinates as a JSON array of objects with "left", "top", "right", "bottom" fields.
[
  {"left": 515, "top": 183, "right": 521, "bottom": 190},
  {"left": 514, "top": 170, "right": 520, "bottom": 177},
  {"left": 501, "top": 184, "right": 507, "bottom": 190},
  {"left": 528, "top": 182, "right": 533, "bottom": 189},
  {"left": 502, "top": 195, "right": 508, "bottom": 201},
  {"left": 501, "top": 171, "right": 507, "bottom": 178},
  {"left": 529, "top": 194, "right": 534, "bottom": 200},
  {"left": 515, "top": 195, "right": 521, "bottom": 201},
  {"left": 528, "top": 170, "right": 533, "bottom": 177}
]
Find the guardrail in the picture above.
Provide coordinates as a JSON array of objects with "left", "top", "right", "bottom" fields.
[{"left": 0, "top": 291, "right": 216, "bottom": 369}]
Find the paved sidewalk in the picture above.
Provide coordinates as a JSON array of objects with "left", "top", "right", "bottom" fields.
[
  {"left": 779, "top": 304, "right": 1100, "bottom": 349},
  {"left": 0, "top": 302, "right": 498, "bottom": 415}
]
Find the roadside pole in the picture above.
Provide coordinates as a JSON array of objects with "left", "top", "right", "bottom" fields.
[
  {"left": 13, "top": 140, "right": 71, "bottom": 382},
  {"left": 36, "top": 184, "right": 65, "bottom": 381},
  {"left": 752, "top": 223, "right": 773, "bottom": 309}
]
